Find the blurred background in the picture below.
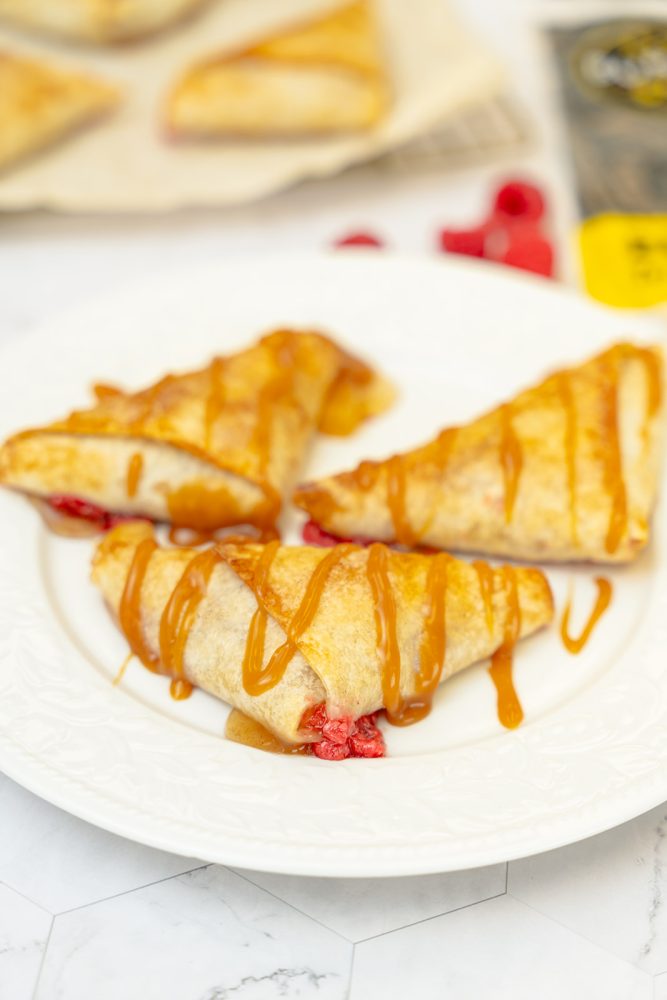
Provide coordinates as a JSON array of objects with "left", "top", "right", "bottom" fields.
[{"left": 0, "top": 0, "right": 664, "bottom": 333}]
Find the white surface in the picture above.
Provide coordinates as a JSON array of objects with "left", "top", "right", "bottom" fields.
[
  {"left": 1, "top": 254, "right": 665, "bottom": 878},
  {"left": 1, "top": 0, "right": 666, "bottom": 996}
]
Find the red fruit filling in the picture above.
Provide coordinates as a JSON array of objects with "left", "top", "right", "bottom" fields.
[
  {"left": 333, "top": 231, "right": 385, "bottom": 248},
  {"left": 301, "top": 703, "right": 386, "bottom": 759},
  {"left": 302, "top": 519, "right": 371, "bottom": 548},
  {"left": 493, "top": 180, "right": 545, "bottom": 221},
  {"left": 48, "top": 495, "right": 145, "bottom": 532}
]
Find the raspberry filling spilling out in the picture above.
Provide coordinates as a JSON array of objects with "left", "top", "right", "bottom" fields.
[
  {"left": 48, "top": 495, "right": 144, "bottom": 532},
  {"left": 300, "top": 702, "right": 386, "bottom": 759},
  {"left": 302, "top": 519, "right": 372, "bottom": 548}
]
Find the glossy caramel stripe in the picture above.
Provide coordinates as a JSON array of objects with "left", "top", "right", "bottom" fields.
[
  {"left": 254, "top": 544, "right": 355, "bottom": 694},
  {"left": 158, "top": 547, "right": 224, "bottom": 700},
  {"left": 118, "top": 537, "right": 159, "bottom": 671},
  {"left": 386, "top": 455, "right": 415, "bottom": 547},
  {"left": 499, "top": 404, "right": 523, "bottom": 523},
  {"left": 389, "top": 553, "right": 451, "bottom": 726},
  {"left": 367, "top": 543, "right": 402, "bottom": 717},
  {"left": 560, "top": 577, "right": 613, "bottom": 654},
  {"left": 555, "top": 372, "right": 578, "bottom": 546},
  {"left": 636, "top": 346, "right": 662, "bottom": 417},
  {"left": 599, "top": 352, "right": 627, "bottom": 555},
  {"left": 126, "top": 452, "right": 144, "bottom": 499},
  {"left": 473, "top": 560, "right": 495, "bottom": 636},
  {"left": 489, "top": 565, "right": 524, "bottom": 730},
  {"left": 242, "top": 540, "right": 281, "bottom": 696},
  {"left": 204, "top": 356, "right": 227, "bottom": 450}
]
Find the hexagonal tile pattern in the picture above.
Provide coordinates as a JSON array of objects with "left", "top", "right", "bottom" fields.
[
  {"left": 36, "top": 866, "right": 352, "bottom": 1000},
  {"left": 236, "top": 863, "right": 506, "bottom": 942},
  {"left": 349, "top": 894, "right": 652, "bottom": 1000},
  {"left": 0, "top": 775, "right": 200, "bottom": 914},
  {"left": 509, "top": 804, "right": 667, "bottom": 974},
  {"left": 0, "top": 883, "right": 52, "bottom": 1000}
]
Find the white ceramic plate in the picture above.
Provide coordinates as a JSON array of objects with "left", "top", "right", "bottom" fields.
[{"left": 0, "top": 254, "right": 665, "bottom": 877}]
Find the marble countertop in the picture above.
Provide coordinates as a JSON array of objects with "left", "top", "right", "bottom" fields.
[{"left": 1, "top": 1, "right": 665, "bottom": 997}]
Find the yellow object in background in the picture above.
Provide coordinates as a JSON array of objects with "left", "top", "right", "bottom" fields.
[{"left": 580, "top": 214, "right": 667, "bottom": 308}]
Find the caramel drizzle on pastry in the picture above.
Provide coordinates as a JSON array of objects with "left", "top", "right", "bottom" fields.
[
  {"left": 126, "top": 452, "right": 144, "bottom": 499},
  {"left": 388, "top": 553, "right": 451, "bottom": 726},
  {"left": 473, "top": 560, "right": 495, "bottom": 636},
  {"left": 118, "top": 535, "right": 525, "bottom": 729},
  {"left": 241, "top": 540, "right": 281, "bottom": 696},
  {"left": 599, "top": 351, "right": 627, "bottom": 555},
  {"left": 246, "top": 544, "right": 355, "bottom": 695},
  {"left": 118, "top": 536, "right": 160, "bottom": 671},
  {"left": 386, "top": 454, "right": 415, "bottom": 547},
  {"left": 159, "top": 547, "right": 224, "bottom": 700},
  {"left": 367, "top": 542, "right": 402, "bottom": 719},
  {"left": 499, "top": 404, "right": 523, "bottom": 524},
  {"left": 488, "top": 566, "right": 523, "bottom": 730},
  {"left": 560, "top": 577, "right": 613, "bottom": 654},
  {"left": 554, "top": 373, "right": 578, "bottom": 546},
  {"left": 204, "top": 356, "right": 227, "bottom": 451}
]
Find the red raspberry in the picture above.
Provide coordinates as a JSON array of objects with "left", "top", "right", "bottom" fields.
[
  {"left": 322, "top": 717, "right": 356, "bottom": 745},
  {"left": 334, "top": 231, "right": 384, "bottom": 249},
  {"left": 493, "top": 181, "right": 545, "bottom": 222},
  {"left": 355, "top": 713, "right": 380, "bottom": 737},
  {"left": 438, "top": 225, "right": 488, "bottom": 258},
  {"left": 313, "top": 739, "right": 350, "bottom": 760},
  {"left": 349, "top": 732, "right": 386, "bottom": 758},
  {"left": 300, "top": 702, "right": 328, "bottom": 733},
  {"left": 503, "top": 235, "right": 554, "bottom": 277}
]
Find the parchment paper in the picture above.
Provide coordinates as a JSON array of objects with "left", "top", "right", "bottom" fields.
[{"left": 0, "top": 0, "right": 505, "bottom": 212}]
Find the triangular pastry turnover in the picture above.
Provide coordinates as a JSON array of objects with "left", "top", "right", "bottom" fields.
[
  {"left": 0, "top": 329, "right": 392, "bottom": 536},
  {"left": 167, "top": 0, "right": 388, "bottom": 137},
  {"left": 294, "top": 343, "right": 664, "bottom": 563},
  {"left": 0, "top": 0, "right": 207, "bottom": 44},
  {"left": 0, "top": 50, "right": 119, "bottom": 172},
  {"left": 91, "top": 522, "right": 553, "bottom": 755}
]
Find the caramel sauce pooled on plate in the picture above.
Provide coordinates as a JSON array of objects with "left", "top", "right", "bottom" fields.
[
  {"left": 225, "top": 709, "right": 305, "bottom": 754},
  {"left": 560, "top": 577, "right": 613, "bottom": 654},
  {"left": 488, "top": 566, "right": 524, "bottom": 730}
]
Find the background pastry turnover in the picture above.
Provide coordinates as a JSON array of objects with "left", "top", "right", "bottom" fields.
[
  {"left": 295, "top": 343, "right": 665, "bottom": 563},
  {"left": 0, "top": 51, "right": 118, "bottom": 172},
  {"left": 91, "top": 522, "right": 554, "bottom": 752},
  {"left": 167, "top": 0, "right": 389, "bottom": 137},
  {"left": 0, "top": 329, "right": 393, "bottom": 535},
  {"left": 0, "top": 0, "right": 208, "bottom": 43}
]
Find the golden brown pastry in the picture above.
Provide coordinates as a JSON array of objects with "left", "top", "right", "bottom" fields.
[
  {"left": 295, "top": 342, "right": 664, "bottom": 563},
  {"left": 167, "top": 0, "right": 389, "bottom": 138},
  {"left": 0, "top": 329, "right": 392, "bottom": 537},
  {"left": 0, "top": 51, "right": 119, "bottom": 172},
  {"left": 92, "top": 522, "right": 554, "bottom": 757},
  {"left": 0, "top": 0, "right": 207, "bottom": 44}
]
